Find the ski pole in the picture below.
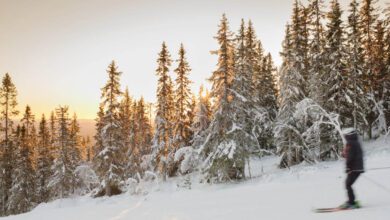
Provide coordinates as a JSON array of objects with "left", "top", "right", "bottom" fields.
[
  {"left": 366, "top": 166, "right": 390, "bottom": 171},
  {"left": 362, "top": 175, "right": 390, "bottom": 194}
]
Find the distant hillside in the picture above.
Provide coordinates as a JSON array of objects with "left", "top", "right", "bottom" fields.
[
  {"left": 78, "top": 119, "right": 96, "bottom": 139},
  {"left": 11, "top": 118, "right": 96, "bottom": 141}
]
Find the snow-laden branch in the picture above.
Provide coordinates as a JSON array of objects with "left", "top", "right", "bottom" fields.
[{"left": 294, "top": 98, "right": 345, "bottom": 145}]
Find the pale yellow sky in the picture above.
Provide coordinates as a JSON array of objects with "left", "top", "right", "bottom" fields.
[{"left": 0, "top": 0, "right": 387, "bottom": 119}]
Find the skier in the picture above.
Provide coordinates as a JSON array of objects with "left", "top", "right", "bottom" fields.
[{"left": 340, "top": 128, "right": 364, "bottom": 209}]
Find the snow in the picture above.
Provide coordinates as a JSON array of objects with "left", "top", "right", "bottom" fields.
[{"left": 3, "top": 138, "right": 390, "bottom": 220}]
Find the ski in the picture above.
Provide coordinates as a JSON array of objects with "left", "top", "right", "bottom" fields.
[
  {"left": 313, "top": 207, "right": 344, "bottom": 213},
  {"left": 313, "top": 206, "right": 360, "bottom": 213}
]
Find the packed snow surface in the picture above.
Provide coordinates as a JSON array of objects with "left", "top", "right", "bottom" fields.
[{"left": 3, "top": 138, "right": 390, "bottom": 220}]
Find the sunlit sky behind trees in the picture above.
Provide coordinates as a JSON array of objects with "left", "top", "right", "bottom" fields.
[{"left": 0, "top": 0, "right": 387, "bottom": 119}]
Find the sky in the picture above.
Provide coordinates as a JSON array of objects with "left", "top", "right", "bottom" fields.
[{"left": 0, "top": 0, "right": 387, "bottom": 119}]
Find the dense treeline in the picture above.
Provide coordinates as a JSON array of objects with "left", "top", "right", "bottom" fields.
[
  {"left": 276, "top": 0, "right": 390, "bottom": 168},
  {"left": 1, "top": 0, "right": 389, "bottom": 216},
  {"left": 0, "top": 73, "right": 94, "bottom": 216}
]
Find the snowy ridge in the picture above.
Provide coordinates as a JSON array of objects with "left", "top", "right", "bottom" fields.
[{"left": 3, "top": 138, "right": 390, "bottom": 220}]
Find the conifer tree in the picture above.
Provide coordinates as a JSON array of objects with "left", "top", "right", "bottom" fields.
[
  {"left": 191, "top": 85, "right": 212, "bottom": 149},
  {"left": 119, "top": 87, "right": 132, "bottom": 153},
  {"left": 346, "top": 0, "right": 367, "bottom": 130},
  {"left": 85, "top": 136, "right": 92, "bottom": 161},
  {"left": 246, "top": 20, "right": 261, "bottom": 106},
  {"left": 36, "top": 114, "right": 52, "bottom": 203},
  {"left": 94, "top": 61, "right": 125, "bottom": 196},
  {"left": 201, "top": 14, "right": 237, "bottom": 182},
  {"left": 275, "top": 20, "right": 307, "bottom": 168},
  {"left": 0, "top": 73, "right": 19, "bottom": 215},
  {"left": 7, "top": 125, "right": 36, "bottom": 215},
  {"left": 253, "top": 40, "right": 264, "bottom": 93},
  {"left": 274, "top": 1, "right": 310, "bottom": 168},
  {"left": 307, "top": 0, "right": 325, "bottom": 102},
  {"left": 151, "top": 42, "right": 175, "bottom": 180},
  {"left": 250, "top": 25, "right": 277, "bottom": 152},
  {"left": 187, "top": 94, "right": 197, "bottom": 142},
  {"left": 49, "top": 111, "right": 57, "bottom": 160},
  {"left": 136, "top": 97, "right": 153, "bottom": 158},
  {"left": 49, "top": 106, "right": 75, "bottom": 198},
  {"left": 21, "top": 105, "right": 37, "bottom": 167},
  {"left": 254, "top": 53, "right": 279, "bottom": 151},
  {"left": 119, "top": 87, "right": 133, "bottom": 177},
  {"left": 173, "top": 44, "right": 192, "bottom": 151},
  {"left": 69, "top": 113, "right": 82, "bottom": 170},
  {"left": 128, "top": 101, "right": 139, "bottom": 176},
  {"left": 371, "top": 20, "right": 387, "bottom": 133},
  {"left": 263, "top": 54, "right": 279, "bottom": 118},
  {"left": 360, "top": 0, "right": 379, "bottom": 138},
  {"left": 317, "top": 0, "right": 348, "bottom": 159},
  {"left": 217, "top": 19, "right": 257, "bottom": 179},
  {"left": 129, "top": 97, "right": 153, "bottom": 176},
  {"left": 298, "top": 2, "right": 310, "bottom": 89}
]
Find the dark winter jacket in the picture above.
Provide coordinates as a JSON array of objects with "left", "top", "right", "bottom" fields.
[{"left": 343, "top": 133, "right": 364, "bottom": 173}]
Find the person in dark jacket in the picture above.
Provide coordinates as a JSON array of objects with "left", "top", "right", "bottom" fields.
[{"left": 341, "top": 128, "right": 364, "bottom": 209}]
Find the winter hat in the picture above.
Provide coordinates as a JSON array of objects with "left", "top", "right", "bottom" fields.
[{"left": 342, "top": 127, "right": 357, "bottom": 136}]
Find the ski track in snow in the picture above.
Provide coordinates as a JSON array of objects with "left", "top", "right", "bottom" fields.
[{"left": 2, "top": 138, "right": 390, "bottom": 220}]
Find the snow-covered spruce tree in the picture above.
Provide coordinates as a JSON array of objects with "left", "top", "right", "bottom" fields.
[
  {"left": 245, "top": 20, "right": 260, "bottom": 103},
  {"left": 200, "top": 14, "right": 239, "bottom": 182},
  {"left": 127, "top": 97, "right": 153, "bottom": 178},
  {"left": 49, "top": 106, "right": 76, "bottom": 198},
  {"left": 275, "top": 1, "right": 313, "bottom": 168},
  {"left": 191, "top": 85, "right": 212, "bottom": 149},
  {"left": 370, "top": 20, "right": 388, "bottom": 134},
  {"left": 135, "top": 98, "right": 152, "bottom": 164},
  {"left": 7, "top": 125, "right": 36, "bottom": 215},
  {"left": 84, "top": 136, "right": 93, "bottom": 161},
  {"left": 359, "top": 0, "right": 379, "bottom": 138},
  {"left": 175, "top": 87, "right": 212, "bottom": 175},
  {"left": 0, "top": 73, "right": 19, "bottom": 216},
  {"left": 119, "top": 87, "right": 133, "bottom": 178},
  {"left": 263, "top": 54, "right": 279, "bottom": 119},
  {"left": 298, "top": 1, "right": 310, "bottom": 91},
  {"left": 222, "top": 19, "right": 258, "bottom": 177},
  {"left": 315, "top": 0, "right": 348, "bottom": 160},
  {"left": 21, "top": 105, "right": 37, "bottom": 167},
  {"left": 36, "top": 114, "right": 53, "bottom": 203},
  {"left": 372, "top": 21, "right": 386, "bottom": 101},
  {"left": 307, "top": 0, "right": 325, "bottom": 104},
  {"left": 151, "top": 42, "right": 175, "bottom": 180},
  {"left": 171, "top": 43, "right": 193, "bottom": 176},
  {"left": 246, "top": 20, "right": 273, "bottom": 153},
  {"left": 274, "top": 21, "right": 307, "bottom": 168},
  {"left": 187, "top": 94, "right": 197, "bottom": 142},
  {"left": 94, "top": 61, "right": 125, "bottom": 196},
  {"left": 173, "top": 44, "right": 192, "bottom": 150},
  {"left": 49, "top": 111, "right": 57, "bottom": 162},
  {"left": 253, "top": 53, "right": 279, "bottom": 152},
  {"left": 346, "top": 0, "right": 368, "bottom": 131},
  {"left": 129, "top": 101, "right": 139, "bottom": 176},
  {"left": 69, "top": 113, "right": 82, "bottom": 191}
]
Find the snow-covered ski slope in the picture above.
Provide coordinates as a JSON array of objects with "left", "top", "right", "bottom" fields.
[{"left": 3, "top": 138, "right": 390, "bottom": 220}]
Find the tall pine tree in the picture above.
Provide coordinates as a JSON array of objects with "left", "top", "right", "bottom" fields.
[
  {"left": 173, "top": 44, "right": 193, "bottom": 152},
  {"left": 94, "top": 61, "right": 125, "bottom": 196},
  {"left": 200, "top": 14, "right": 238, "bottom": 182},
  {"left": 7, "top": 126, "right": 36, "bottom": 215},
  {"left": 151, "top": 42, "right": 175, "bottom": 180},
  {"left": 36, "top": 114, "right": 52, "bottom": 203},
  {"left": 0, "top": 73, "right": 19, "bottom": 216}
]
